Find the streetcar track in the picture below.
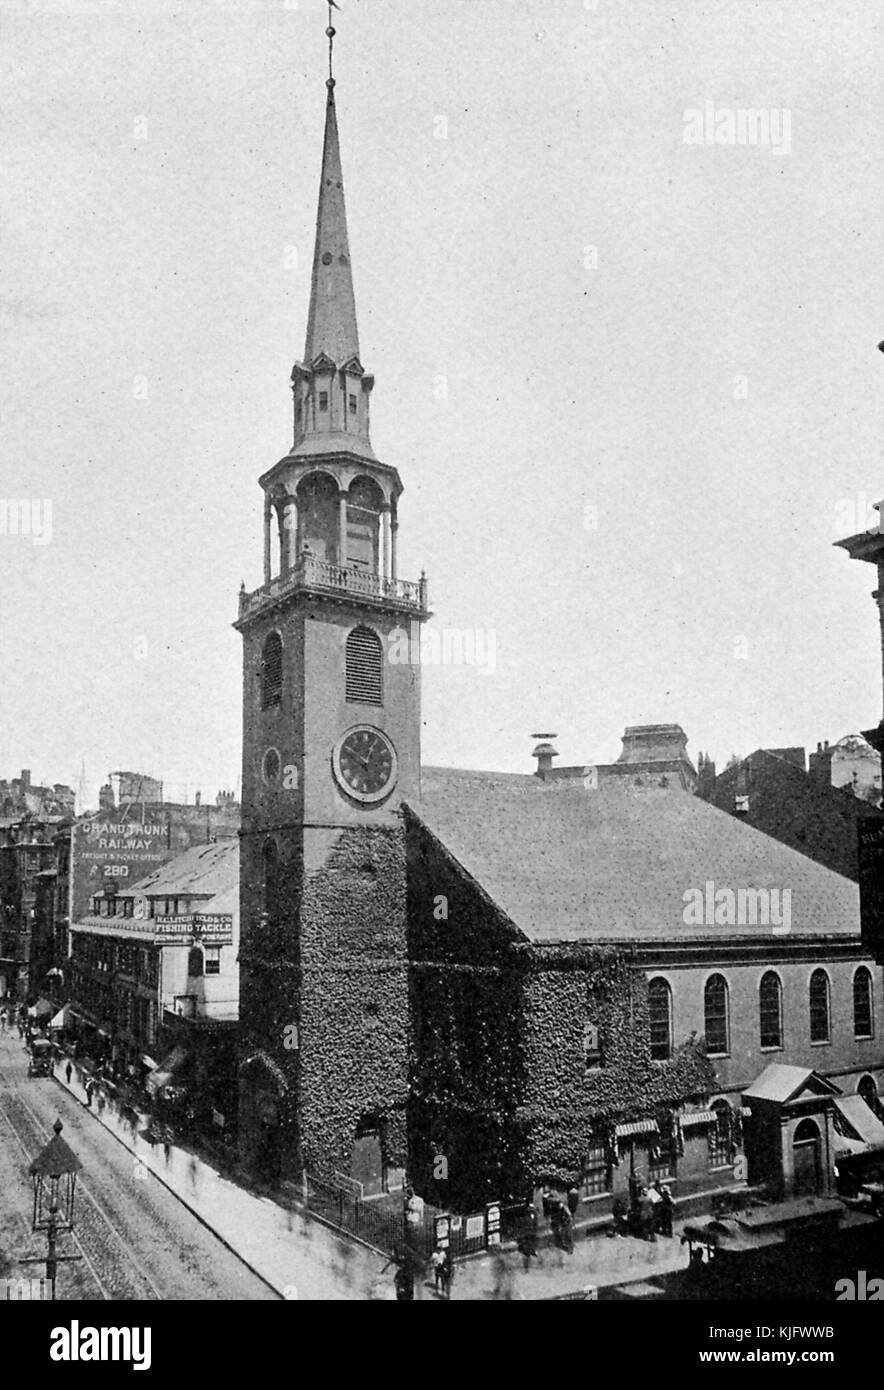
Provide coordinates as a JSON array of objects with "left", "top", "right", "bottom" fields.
[
  {"left": 0, "top": 1090, "right": 112, "bottom": 1301},
  {"left": 0, "top": 1055, "right": 162, "bottom": 1301}
]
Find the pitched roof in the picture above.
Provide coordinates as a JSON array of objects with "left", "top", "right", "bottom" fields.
[
  {"left": 125, "top": 839, "right": 238, "bottom": 904},
  {"left": 406, "top": 769, "right": 860, "bottom": 943},
  {"left": 742, "top": 1064, "right": 839, "bottom": 1103}
]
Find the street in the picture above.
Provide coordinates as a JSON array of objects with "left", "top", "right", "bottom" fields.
[{"left": 0, "top": 1031, "right": 278, "bottom": 1301}]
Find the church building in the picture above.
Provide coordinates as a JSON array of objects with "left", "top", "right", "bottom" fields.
[{"left": 234, "top": 32, "right": 884, "bottom": 1219}]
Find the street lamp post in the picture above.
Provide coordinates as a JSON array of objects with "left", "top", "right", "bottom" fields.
[{"left": 25, "top": 1117, "right": 82, "bottom": 1299}]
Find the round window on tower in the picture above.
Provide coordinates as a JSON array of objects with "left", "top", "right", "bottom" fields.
[{"left": 322, "top": 252, "right": 333, "bottom": 265}]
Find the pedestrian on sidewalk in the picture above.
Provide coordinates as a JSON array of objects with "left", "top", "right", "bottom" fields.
[
  {"left": 657, "top": 1183, "right": 674, "bottom": 1238},
  {"left": 517, "top": 1203, "right": 540, "bottom": 1269},
  {"left": 430, "top": 1246, "right": 446, "bottom": 1295},
  {"left": 84, "top": 1079, "right": 94, "bottom": 1108},
  {"left": 610, "top": 1196, "right": 629, "bottom": 1237},
  {"left": 65, "top": 1061, "right": 72, "bottom": 1085},
  {"left": 559, "top": 1205, "right": 574, "bottom": 1254},
  {"left": 394, "top": 1265, "right": 414, "bottom": 1300},
  {"left": 567, "top": 1185, "right": 580, "bottom": 1218},
  {"left": 442, "top": 1246, "right": 454, "bottom": 1299}
]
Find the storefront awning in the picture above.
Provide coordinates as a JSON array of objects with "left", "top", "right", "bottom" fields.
[
  {"left": 833, "top": 1095, "right": 884, "bottom": 1156},
  {"left": 681, "top": 1110, "right": 718, "bottom": 1128},
  {"left": 49, "top": 1004, "right": 72, "bottom": 1029},
  {"left": 146, "top": 1045, "right": 189, "bottom": 1096},
  {"left": 615, "top": 1119, "right": 659, "bottom": 1139},
  {"left": 142, "top": 1055, "right": 159, "bottom": 1071},
  {"left": 27, "top": 997, "right": 54, "bottom": 1019}
]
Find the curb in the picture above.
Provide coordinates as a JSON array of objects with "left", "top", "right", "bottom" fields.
[{"left": 52, "top": 1072, "right": 285, "bottom": 1300}]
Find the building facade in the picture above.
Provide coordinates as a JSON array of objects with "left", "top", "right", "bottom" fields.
[{"left": 703, "top": 747, "right": 884, "bottom": 881}]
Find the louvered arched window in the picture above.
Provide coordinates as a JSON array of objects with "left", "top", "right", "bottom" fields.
[
  {"left": 346, "top": 626, "right": 383, "bottom": 705},
  {"left": 261, "top": 632, "right": 283, "bottom": 709}
]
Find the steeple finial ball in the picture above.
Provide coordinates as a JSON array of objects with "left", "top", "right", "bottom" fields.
[
  {"left": 326, "top": 26, "right": 336, "bottom": 39},
  {"left": 327, "top": 78, "right": 336, "bottom": 90}
]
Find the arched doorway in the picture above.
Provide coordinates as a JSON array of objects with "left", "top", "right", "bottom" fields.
[{"left": 792, "top": 1118, "right": 821, "bottom": 1196}]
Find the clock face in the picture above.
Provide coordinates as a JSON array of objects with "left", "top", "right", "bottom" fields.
[{"left": 333, "top": 726, "right": 398, "bottom": 804}]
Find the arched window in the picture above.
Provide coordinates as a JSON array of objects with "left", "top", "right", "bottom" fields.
[
  {"left": 704, "top": 974, "right": 730, "bottom": 1056},
  {"left": 648, "top": 977, "right": 672, "bottom": 1061},
  {"left": 793, "top": 1118, "right": 822, "bottom": 1196},
  {"left": 261, "top": 632, "right": 283, "bottom": 709},
  {"left": 853, "top": 966, "right": 874, "bottom": 1039},
  {"left": 346, "top": 477, "right": 383, "bottom": 571},
  {"left": 858, "top": 1075, "right": 881, "bottom": 1118},
  {"left": 759, "top": 971, "right": 783, "bottom": 1050},
  {"left": 263, "top": 837, "right": 280, "bottom": 917},
  {"left": 296, "top": 471, "right": 339, "bottom": 563},
  {"left": 346, "top": 627, "right": 383, "bottom": 705},
  {"left": 809, "top": 969, "right": 830, "bottom": 1044}
]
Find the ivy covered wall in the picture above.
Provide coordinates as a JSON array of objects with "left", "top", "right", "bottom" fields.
[
  {"left": 522, "top": 945, "right": 715, "bottom": 1182},
  {"left": 405, "top": 810, "right": 715, "bottom": 1207},
  {"left": 239, "top": 824, "right": 409, "bottom": 1182}
]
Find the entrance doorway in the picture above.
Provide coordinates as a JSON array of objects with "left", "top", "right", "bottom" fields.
[
  {"left": 792, "top": 1119, "right": 821, "bottom": 1196},
  {"left": 350, "top": 1126, "right": 384, "bottom": 1196}
]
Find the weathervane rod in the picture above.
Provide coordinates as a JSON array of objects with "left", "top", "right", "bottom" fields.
[{"left": 327, "top": 1, "right": 339, "bottom": 87}]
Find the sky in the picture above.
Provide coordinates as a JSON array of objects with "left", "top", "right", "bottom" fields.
[{"left": 1, "top": 0, "right": 883, "bottom": 808}]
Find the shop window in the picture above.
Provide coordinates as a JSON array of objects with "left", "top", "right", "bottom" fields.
[
  {"left": 809, "top": 969, "right": 830, "bottom": 1044},
  {"left": 204, "top": 946, "right": 221, "bottom": 976},
  {"left": 708, "top": 1101, "right": 732, "bottom": 1168},
  {"left": 582, "top": 1141, "right": 610, "bottom": 1197}
]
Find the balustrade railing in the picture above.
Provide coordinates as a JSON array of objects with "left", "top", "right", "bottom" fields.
[{"left": 239, "top": 552, "right": 426, "bottom": 619}]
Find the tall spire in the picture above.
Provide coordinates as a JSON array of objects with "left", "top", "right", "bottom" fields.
[{"left": 303, "top": 11, "right": 360, "bottom": 367}]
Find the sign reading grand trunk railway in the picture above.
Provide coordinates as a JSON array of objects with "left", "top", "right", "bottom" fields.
[
  {"left": 71, "top": 813, "right": 170, "bottom": 921},
  {"left": 858, "top": 817, "right": 884, "bottom": 963}
]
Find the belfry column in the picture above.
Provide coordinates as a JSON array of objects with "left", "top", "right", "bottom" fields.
[
  {"left": 338, "top": 491, "right": 348, "bottom": 568},
  {"left": 391, "top": 514, "right": 399, "bottom": 581},
  {"left": 263, "top": 494, "right": 272, "bottom": 584},
  {"left": 381, "top": 505, "right": 391, "bottom": 580}
]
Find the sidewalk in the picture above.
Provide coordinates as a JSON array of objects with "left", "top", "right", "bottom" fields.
[
  {"left": 52, "top": 1060, "right": 395, "bottom": 1301},
  {"left": 446, "top": 1225, "right": 689, "bottom": 1300},
  {"left": 51, "top": 1057, "right": 691, "bottom": 1301}
]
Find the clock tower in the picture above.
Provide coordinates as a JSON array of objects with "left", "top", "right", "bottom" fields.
[{"left": 234, "top": 23, "right": 428, "bottom": 1190}]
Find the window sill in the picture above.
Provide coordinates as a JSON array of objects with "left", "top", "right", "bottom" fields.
[
  {"left": 760, "top": 1045, "right": 784, "bottom": 1053},
  {"left": 810, "top": 1039, "right": 831, "bottom": 1047},
  {"left": 855, "top": 1034, "right": 874, "bottom": 1042},
  {"left": 707, "top": 1052, "right": 730, "bottom": 1060}
]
